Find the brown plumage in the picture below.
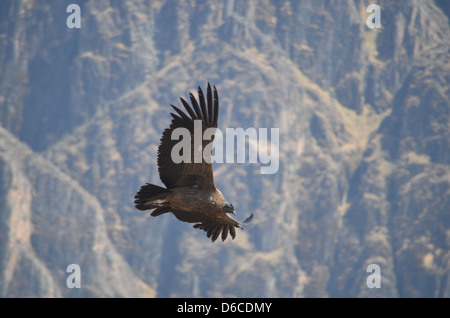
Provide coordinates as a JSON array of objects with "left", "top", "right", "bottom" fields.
[{"left": 135, "top": 83, "right": 247, "bottom": 242}]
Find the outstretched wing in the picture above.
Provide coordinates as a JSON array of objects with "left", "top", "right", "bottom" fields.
[
  {"left": 172, "top": 210, "right": 242, "bottom": 242},
  {"left": 157, "top": 83, "right": 219, "bottom": 189}
]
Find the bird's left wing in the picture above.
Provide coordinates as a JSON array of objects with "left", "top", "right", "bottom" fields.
[{"left": 157, "top": 83, "right": 219, "bottom": 189}]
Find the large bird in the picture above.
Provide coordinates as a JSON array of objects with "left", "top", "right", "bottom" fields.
[{"left": 134, "top": 83, "right": 252, "bottom": 242}]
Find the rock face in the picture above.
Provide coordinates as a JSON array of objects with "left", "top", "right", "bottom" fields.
[{"left": 0, "top": 0, "right": 449, "bottom": 297}]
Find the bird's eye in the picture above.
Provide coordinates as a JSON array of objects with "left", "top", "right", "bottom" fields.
[{"left": 230, "top": 204, "right": 234, "bottom": 210}]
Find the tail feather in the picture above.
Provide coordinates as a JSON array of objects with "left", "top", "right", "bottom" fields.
[{"left": 134, "top": 183, "right": 170, "bottom": 212}]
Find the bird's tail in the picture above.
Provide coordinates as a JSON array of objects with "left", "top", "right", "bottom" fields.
[{"left": 134, "top": 183, "right": 171, "bottom": 216}]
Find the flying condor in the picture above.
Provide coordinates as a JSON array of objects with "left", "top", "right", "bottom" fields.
[{"left": 134, "top": 83, "right": 253, "bottom": 242}]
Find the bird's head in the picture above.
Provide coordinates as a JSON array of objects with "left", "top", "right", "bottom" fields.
[{"left": 222, "top": 202, "right": 236, "bottom": 215}]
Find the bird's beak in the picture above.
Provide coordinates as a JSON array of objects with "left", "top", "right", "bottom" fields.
[{"left": 231, "top": 210, "right": 236, "bottom": 216}]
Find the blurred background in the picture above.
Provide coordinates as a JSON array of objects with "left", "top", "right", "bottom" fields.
[{"left": 0, "top": 0, "right": 449, "bottom": 298}]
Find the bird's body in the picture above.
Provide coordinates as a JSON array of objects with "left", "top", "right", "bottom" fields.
[
  {"left": 154, "top": 186, "right": 223, "bottom": 216},
  {"left": 168, "top": 187, "right": 222, "bottom": 212},
  {"left": 135, "top": 83, "right": 251, "bottom": 242}
]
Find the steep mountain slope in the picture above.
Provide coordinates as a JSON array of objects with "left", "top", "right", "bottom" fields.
[
  {"left": 0, "top": 126, "right": 150, "bottom": 297},
  {"left": 0, "top": 0, "right": 449, "bottom": 297}
]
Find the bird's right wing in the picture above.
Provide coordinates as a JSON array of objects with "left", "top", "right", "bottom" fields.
[
  {"left": 172, "top": 210, "right": 242, "bottom": 242},
  {"left": 172, "top": 211, "right": 253, "bottom": 242},
  {"left": 193, "top": 213, "right": 242, "bottom": 242}
]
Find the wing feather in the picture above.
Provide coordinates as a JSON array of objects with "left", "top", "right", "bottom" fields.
[
  {"left": 198, "top": 86, "right": 208, "bottom": 125},
  {"left": 171, "top": 105, "right": 192, "bottom": 123},
  {"left": 189, "top": 92, "right": 203, "bottom": 120},
  {"left": 213, "top": 85, "right": 219, "bottom": 126},
  {"left": 229, "top": 225, "right": 236, "bottom": 239},
  {"left": 211, "top": 225, "right": 222, "bottom": 242},
  {"left": 207, "top": 223, "right": 220, "bottom": 239},
  {"left": 180, "top": 97, "right": 197, "bottom": 119},
  {"left": 221, "top": 225, "right": 229, "bottom": 241},
  {"left": 206, "top": 84, "right": 213, "bottom": 124}
]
